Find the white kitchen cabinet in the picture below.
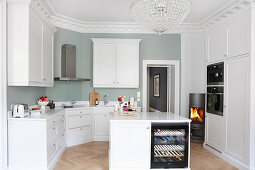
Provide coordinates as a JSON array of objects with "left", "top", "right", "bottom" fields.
[
  {"left": 205, "top": 113, "right": 224, "bottom": 152},
  {"left": 8, "top": 110, "right": 66, "bottom": 170},
  {"left": 207, "top": 27, "right": 228, "bottom": 63},
  {"left": 225, "top": 56, "right": 250, "bottom": 165},
  {"left": 7, "top": 1, "right": 55, "bottom": 87},
  {"left": 66, "top": 108, "right": 94, "bottom": 147},
  {"left": 228, "top": 17, "right": 250, "bottom": 58},
  {"left": 92, "top": 39, "right": 141, "bottom": 88},
  {"left": 110, "top": 122, "right": 151, "bottom": 170}
]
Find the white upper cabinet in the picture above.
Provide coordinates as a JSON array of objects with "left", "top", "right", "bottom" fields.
[
  {"left": 228, "top": 17, "right": 250, "bottom": 58},
  {"left": 92, "top": 39, "right": 141, "bottom": 88},
  {"left": 8, "top": 1, "right": 56, "bottom": 87},
  {"left": 207, "top": 27, "right": 228, "bottom": 63}
]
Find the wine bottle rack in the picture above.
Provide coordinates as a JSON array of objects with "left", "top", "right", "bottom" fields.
[
  {"left": 154, "top": 145, "right": 184, "bottom": 151},
  {"left": 154, "top": 150, "right": 184, "bottom": 158},
  {"left": 154, "top": 129, "right": 185, "bottom": 137}
]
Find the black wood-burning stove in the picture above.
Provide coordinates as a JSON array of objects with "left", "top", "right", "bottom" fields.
[{"left": 189, "top": 93, "right": 205, "bottom": 140}]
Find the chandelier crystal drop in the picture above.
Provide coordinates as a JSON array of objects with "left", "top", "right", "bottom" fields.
[{"left": 130, "top": 0, "right": 191, "bottom": 34}]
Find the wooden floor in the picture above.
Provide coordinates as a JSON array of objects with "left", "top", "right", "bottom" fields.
[{"left": 54, "top": 142, "right": 238, "bottom": 170}]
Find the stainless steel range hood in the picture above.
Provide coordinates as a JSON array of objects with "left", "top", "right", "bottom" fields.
[{"left": 54, "top": 44, "right": 90, "bottom": 81}]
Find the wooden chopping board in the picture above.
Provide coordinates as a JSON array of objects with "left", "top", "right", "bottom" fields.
[{"left": 89, "top": 88, "right": 99, "bottom": 106}]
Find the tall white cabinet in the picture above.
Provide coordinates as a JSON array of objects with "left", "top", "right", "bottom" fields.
[
  {"left": 204, "top": 9, "right": 254, "bottom": 170},
  {"left": 92, "top": 38, "right": 141, "bottom": 88},
  {"left": 7, "top": 1, "right": 56, "bottom": 87}
]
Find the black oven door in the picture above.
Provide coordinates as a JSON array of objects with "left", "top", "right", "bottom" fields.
[
  {"left": 207, "top": 62, "right": 224, "bottom": 85},
  {"left": 207, "top": 87, "right": 224, "bottom": 116}
]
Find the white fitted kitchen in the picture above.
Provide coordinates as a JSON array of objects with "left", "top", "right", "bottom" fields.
[{"left": 1, "top": 0, "right": 255, "bottom": 170}]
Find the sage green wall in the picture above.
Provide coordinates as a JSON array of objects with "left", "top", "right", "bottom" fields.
[
  {"left": 7, "top": 87, "right": 45, "bottom": 109},
  {"left": 45, "top": 28, "right": 181, "bottom": 104}
]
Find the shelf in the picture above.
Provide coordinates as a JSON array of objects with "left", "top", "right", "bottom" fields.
[
  {"left": 154, "top": 145, "right": 184, "bottom": 151},
  {"left": 154, "top": 129, "right": 185, "bottom": 137},
  {"left": 154, "top": 150, "right": 184, "bottom": 158}
]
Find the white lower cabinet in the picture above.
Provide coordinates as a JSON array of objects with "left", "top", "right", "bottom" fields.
[
  {"left": 66, "top": 108, "right": 94, "bottom": 147},
  {"left": 205, "top": 113, "right": 224, "bottom": 152},
  {"left": 8, "top": 110, "right": 66, "bottom": 170},
  {"left": 110, "top": 122, "right": 151, "bottom": 170}
]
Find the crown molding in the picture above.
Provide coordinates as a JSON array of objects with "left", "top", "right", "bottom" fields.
[
  {"left": 201, "top": 0, "right": 251, "bottom": 28},
  {"left": 34, "top": 0, "right": 252, "bottom": 34}
]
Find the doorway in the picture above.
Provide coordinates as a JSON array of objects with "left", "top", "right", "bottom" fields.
[{"left": 143, "top": 60, "right": 180, "bottom": 114}]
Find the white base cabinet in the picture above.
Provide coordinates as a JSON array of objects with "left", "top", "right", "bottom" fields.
[
  {"left": 8, "top": 110, "right": 66, "bottom": 170},
  {"left": 110, "top": 122, "right": 151, "bottom": 170}
]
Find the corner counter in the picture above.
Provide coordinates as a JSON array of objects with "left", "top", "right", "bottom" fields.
[{"left": 109, "top": 112, "right": 191, "bottom": 170}]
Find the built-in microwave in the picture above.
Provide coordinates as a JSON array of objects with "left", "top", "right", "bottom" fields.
[{"left": 207, "top": 62, "right": 224, "bottom": 85}]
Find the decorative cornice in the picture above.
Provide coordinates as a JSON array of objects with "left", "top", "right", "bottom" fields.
[
  {"left": 201, "top": 0, "right": 251, "bottom": 28},
  {"left": 34, "top": 0, "right": 252, "bottom": 34}
]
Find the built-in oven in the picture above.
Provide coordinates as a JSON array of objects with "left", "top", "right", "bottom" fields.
[
  {"left": 207, "top": 86, "right": 224, "bottom": 116},
  {"left": 207, "top": 62, "right": 224, "bottom": 85},
  {"left": 151, "top": 123, "right": 189, "bottom": 169}
]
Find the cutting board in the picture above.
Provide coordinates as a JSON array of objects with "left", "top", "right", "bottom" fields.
[{"left": 89, "top": 89, "right": 99, "bottom": 106}]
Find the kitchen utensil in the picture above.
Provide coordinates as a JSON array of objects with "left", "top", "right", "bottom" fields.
[{"left": 89, "top": 88, "right": 99, "bottom": 106}]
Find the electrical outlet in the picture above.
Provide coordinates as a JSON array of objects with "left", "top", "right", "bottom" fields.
[{"left": 137, "top": 92, "right": 141, "bottom": 98}]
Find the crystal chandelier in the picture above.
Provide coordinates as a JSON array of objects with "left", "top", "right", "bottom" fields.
[{"left": 130, "top": 0, "right": 191, "bottom": 34}]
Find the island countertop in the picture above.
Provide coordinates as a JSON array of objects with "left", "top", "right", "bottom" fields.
[{"left": 109, "top": 112, "right": 191, "bottom": 123}]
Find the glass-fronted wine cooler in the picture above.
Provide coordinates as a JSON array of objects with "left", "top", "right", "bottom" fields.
[{"left": 151, "top": 123, "right": 189, "bottom": 169}]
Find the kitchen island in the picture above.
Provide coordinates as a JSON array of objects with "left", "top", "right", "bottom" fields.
[{"left": 109, "top": 112, "right": 191, "bottom": 170}]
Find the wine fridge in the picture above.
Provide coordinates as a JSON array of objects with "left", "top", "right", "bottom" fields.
[{"left": 151, "top": 123, "right": 189, "bottom": 169}]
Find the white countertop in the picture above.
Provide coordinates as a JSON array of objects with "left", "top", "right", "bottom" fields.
[
  {"left": 8, "top": 108, "right": 65, "bottom": 121},
  {"left": 109, "top": 112, "right": 191, "bottom": 123}
]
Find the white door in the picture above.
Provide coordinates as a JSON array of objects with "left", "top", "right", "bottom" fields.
[
  {"left": 93, "top": 43, "right": 116, "bottom": 87},
  {"left": 94, "top": 114, "right": 109, "bottom": 136},
  {"left": 116, "top": 43, "right": 139, "bottom": 88},
  {"left": 29, "top": 9, "right": 43, "bottom": 83},
  {"left": 207, "top": 27, "right": 227, "bottom": 63},
  {"left": 110, "top": 122, "right": 150, "bottom": 169},
  {"left": 225, "top": 56, "right": 250, "bottom": 164},
  {"left": 228, "top": 17, "right": 249, "bottom": 58},
  {"left": 205, "top": 114, "right": 224, "bottom": 151},
  {"left": 42, "top": 25, "right": 53, "bottom": 85}
]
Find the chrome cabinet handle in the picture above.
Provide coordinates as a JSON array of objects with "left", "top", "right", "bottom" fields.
[
  {"left": 52, "top": 121, "right": 55, "bottom": 123},
  {"left": 147, "top": 127, "right": 150, "bottom": 129}
]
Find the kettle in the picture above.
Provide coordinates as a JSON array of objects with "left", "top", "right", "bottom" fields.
[{"left": 12, "top": 105, "right": 25, "bottom": 118}]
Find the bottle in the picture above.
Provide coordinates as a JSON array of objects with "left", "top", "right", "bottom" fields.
[{"left": 95, "top": 99, "right": 99, "bottom": 105}]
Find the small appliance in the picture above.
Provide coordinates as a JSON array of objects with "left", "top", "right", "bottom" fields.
[{"left": 12, "top": 104, "right": 29, "bottom": 118}]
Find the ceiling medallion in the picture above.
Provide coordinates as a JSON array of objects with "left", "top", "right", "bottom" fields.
[{"left": 130, "top": 0, "right": 191, "bottom": 34}]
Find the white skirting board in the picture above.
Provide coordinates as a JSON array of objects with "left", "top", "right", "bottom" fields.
[{"left": 203, "top": 143, "right": 250, "bottom": 170}]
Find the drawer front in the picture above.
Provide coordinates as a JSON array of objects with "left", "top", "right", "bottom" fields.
[
  {"left": 68, "top": 126, "right": 93, "bottom": 142},
  {"left": 68, "top": 127, "right": 86, "bottom": 142},
  {"left": 47, "top": 117, "right": 57, "bottom": 129},
  {"left": 47, "top": 140, "right": 57, "bottom": 162},
  {"left": 94, "top": 107, "right": 114, "bottom": 114},
  {"left": 67, "top": 109, "right": 93, "bottom": 116},
  {"left": 68, "top": 114, "right": 93, "bottom": 129},
  {"left": 58, "top": 131, "right": 66, "bottom": 150},
  {"left": 48, "top": 126, "right": 57, "bottom": 140}
]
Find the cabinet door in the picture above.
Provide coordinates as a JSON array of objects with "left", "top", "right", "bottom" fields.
[
  {"left": 116, "top": 43, "right": 139, "bottom": 88},
  {"left": 228, "top": 17, "right": 249, "bottom": 58},
  {"left": 94, "top": 114, "right": 109, "bottom": 137},
  {"left": 205, "top": 114, "right": 224, "bottom": 151},
  {"left": 93, "top": 43, "right": 116, "bottom": 87},
  {"left": 29, "top": 9, "right": 43, "bottom": 83},
  {"left": 42, "top": 25, "right": 53, "bottom": 85},
  {"left": 225, "top": 56, "right": 250, "bottom": 164},
  {"left": 207, "top": 27, "right": 227, "bottom": 63},
  {"left": 110, "top": 122, "right": 150, "bottom": 169}
]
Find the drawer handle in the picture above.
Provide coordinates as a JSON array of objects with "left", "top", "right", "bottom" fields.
[
  {"left": 80, "top": 112, "right": 82, "bottom": 114},
  {"left": 52, "top": 121, "right": 56, "bottom": 123},
  {"left": 62, "top": 134, "right": 65, "bottom": 137},
  {"left": 80, "top": 116, "right": 82, "bottom": 118},
  {"left": 53, "top": 127, "right": 56, "bottom": 130},
  {"left": 62, "top": 120, "right": 65, "bottom": 122},
  {"left": 80, "top": 128, "right": 82, "bottom": 130},
  {"left": 53, "top": 144, "right": 56, "bottom": 147}
]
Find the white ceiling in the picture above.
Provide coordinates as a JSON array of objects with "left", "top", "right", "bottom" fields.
[{"left": 48, "top": 0, "right": 232, "bottom": 23}]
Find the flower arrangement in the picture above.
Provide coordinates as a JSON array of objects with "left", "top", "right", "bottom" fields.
[{"left": 118, "top": 96, "right": 126, "bottom": 105}]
